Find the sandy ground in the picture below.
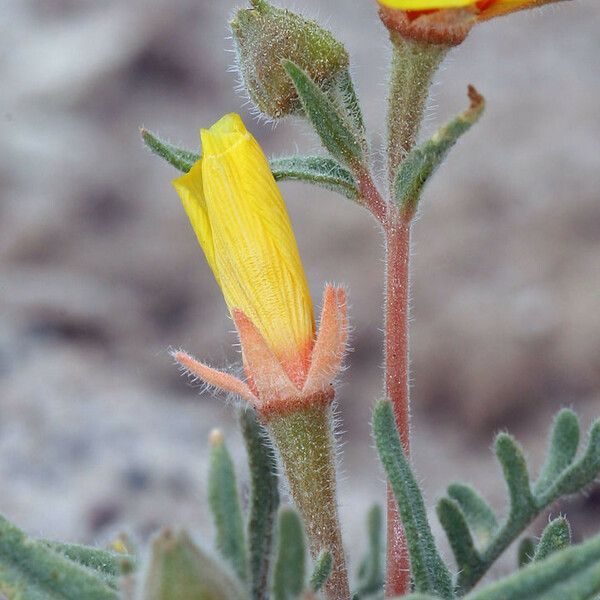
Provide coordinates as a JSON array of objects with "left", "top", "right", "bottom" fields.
[{"left": 1, "top": 0, "right": 600, "bottom": 582}]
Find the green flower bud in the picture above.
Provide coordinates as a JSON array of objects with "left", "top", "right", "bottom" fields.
[{"left": 231, "top": 0, "right": 349, "bottom": 119}]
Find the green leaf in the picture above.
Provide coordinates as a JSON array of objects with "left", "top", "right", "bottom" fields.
[
  {"left": 436, "top": 498, "right": 483, "bottom": 589},
  {"left": 393, "top": 85, "right": 484, "bottom": 220},
  {"left": 208, "top": 430, "right": 247, "bottom": 583},
  {"left": 240, "top": 409, "right": 280, "bottom": 600},
  {"left": 141, "top": 130, "right": 359, "bottom": 201},
  {"left": 141, "top": 129, "right": 198, "bottom": 173},
  {"left": 141, "top": 529, "right": 247, "bottom": 600},
  {"left": 40, "top": 540, "right": 134, "bottom": 588},
  {"left": 283, "top": 60, "right": 365, "bottom": 167},
  {"left": 538, "top": 420, "right": 600, "bottom": 505},
  {"left": 518, "top": 537, "right": 536, "bottom": 568},
  {"left": 534, "top": 409, "right": 580, "bottom": 497},
  {"left": 354, "top": 505, "right": 384, "bottom": 598},
  {"left": 0, "top": 514, "right": 119, "bottom": 600},
  {"left": 447, "top": 484, "right": 498, "bottom": 549},
  {"left": 269, "top": 156, "right": 358, "bottom": 200},
  {"left": 373, "top": 400, "right": 454, "bottom": 599},
  {"left": 310, "top": 549, "right": 333, "bottom": 593},
  {"left": 533, "top": 517, "right": 571, "bottom": 563},
  {"left": 495, "top": 433, "right": 536, "bottom": 520},
  {"left": 464, "top": 531, "right": 600, "bottom": 600},
  {"left": 272, "top": 509, "right": 306, "bottom": 600}
]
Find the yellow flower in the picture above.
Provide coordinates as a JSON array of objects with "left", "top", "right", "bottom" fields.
[
  {"left": 173, "top": 113, "right": 314, "bottom": 380},
  {"left": 172, "top": 114, "right": 348, "bottom": 416},
  {"left": 378, "top": 0, "right": 569, "bottom": 45}
]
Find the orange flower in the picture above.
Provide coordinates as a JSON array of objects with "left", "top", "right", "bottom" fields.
[{"left": 378, "top": 0, "right": 570, "bottom": 45}]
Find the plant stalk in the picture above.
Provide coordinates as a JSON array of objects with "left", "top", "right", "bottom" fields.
[
  {"left": 383, "top": 218, "right": 412, "bottom": 597},
  {"left": 383, "top": 34, "right": 445, "bottom": 597},
  {"left": 267, "top": 404, "right": 349, "bottom": 600}
]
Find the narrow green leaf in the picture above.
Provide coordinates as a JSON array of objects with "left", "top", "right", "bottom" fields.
[
  {"left": 141, "top": 529, "right": 246, "bottom": 600},
  {"left": 447, "top": 484, "right": 498, "bottom": 549},
  {"left": 141, "top": 128, "right": 359, "bottom": 201},
  {"left": 534, "top": 409, "right": 580, "bottom": 497},
  {"left": 0, "top": 514, "right": 118, "bottom": 600},
  {"left": 141, "top": 128, "right": 198, "bottom": 173},
  {"left": 534, "top": 517, "right": 571, "bottom": 563},
  {"left": 518, "top": 537, "right": 536, "bottom": 568},
  {"left": 208, "top": 430, "right": 247, "bottom": 583},
  {"left": 283, "top": 60, "right": 364, "bottom": 167},
  {"left": 269, "top": 156, "right": 358, "bottom": 200},
  {"left": 538, "top": 420, "right": 600, "bottom": 505},
  {"left": 393, "top": 85, "right": 484, "bottom": 219},
  {"left": 354, "top": 505, "right": 384, "bottom": 598},
  {"left": 272, "top": 509, "right": 306, "bottom": 600},
  {"left": 437, "top": 497, "right": 483, "bottom": 588},
  {"left": 464, "top": 531, "right": 600, "bottom": 600},
  {"left": 240, "top": 409, "right": 280, "bottom": 600},
  {"left": 495, "top": 433, "right": 536, "bottom": 520},
  {"left": 310, "top": 549, "right": 333, "bottom": 593},
  {"left": 373, "top": 400, "right": 454, "bottom": 599},
  {"left": 40, "top": 540, "right": 134, "bottom": 588}
]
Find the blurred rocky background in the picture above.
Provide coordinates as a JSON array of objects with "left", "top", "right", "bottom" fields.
[{"left": 1, "top": 0, "right": 599, "bottom": 581}]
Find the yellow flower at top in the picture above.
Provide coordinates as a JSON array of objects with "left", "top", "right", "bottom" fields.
[
  {"left": 378, "top": 0, "right": 569, "bottom": 45},
  {"left": 173, "top": 113, "right": 315, "bottom": 381}
]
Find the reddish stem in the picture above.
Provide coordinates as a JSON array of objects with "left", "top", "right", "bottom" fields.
[{"left": 384, "top": 217, "right": 412, "bottom": 597}]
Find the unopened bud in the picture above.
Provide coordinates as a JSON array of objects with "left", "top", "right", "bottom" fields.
[{"left": 231, "top": 0, "right": 349, "bottom": 119}]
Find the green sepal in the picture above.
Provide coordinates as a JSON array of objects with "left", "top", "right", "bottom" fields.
[
  {"left": 463, "top": 531, "right": 600, "bottom": 600},
  {"left": 240, "top": 409, "right": 280, "bottom": 600},
  {"left": 141, "top": 130, "right": 358, "bottom": 200},
  {"left": 436, "top": 497, "right": 483, "bottom": 588},
  {"left": 533, "top": 517, "right": 571, "bottom": 563},
  {"left": 40, "top": 540, "right": 135, "bottom": 588},
  {"left": 354, "top": 505, "right": 384, "bottom": 598},
  {"left": 272, "top": 508, "right": 306, "bottom": 600},
  {"left": 446, "top": 484, "right": 498, "bottom": 549},
  {"left": 140, "top": 529, "right": 247, "bottom": 600},
  {"left": 534, "top": 409, "right": 580, "bottom": 497},
  {"left": 310, "top": 549, "right": 333, "bottom": 593},
  {"left": 393, "top": 86, "right": 484, "bottom": 220},
  {"left": 0, "top": 514, "right": 119, "bottom": 600},
  {"left": 373, "top": 400, "right": 454, "bottom": 599},
  {"left": 283, "top": 60, "right": 365, "bottom": 167},
  {"left": 518, "top": 537, "right": 536, "bottom": 568},
  {"left": 208, "top": 431, "right": 247, "bottom": 583}
]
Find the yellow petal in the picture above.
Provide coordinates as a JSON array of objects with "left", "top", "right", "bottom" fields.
[
  {"left": 378, "top": 0, "right": 477, "bottom": 8},
  {"left": 179, "top": 113, "right": 315, "bottom": 365},
  {"left": 172, "top": 159, "right": 218, "bottom": 279}
]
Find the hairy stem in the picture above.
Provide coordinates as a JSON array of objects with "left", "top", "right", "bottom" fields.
[
  {"left": 384, "top": 219, "right": 412, "bottom": 597},
  {"left": 267, "top": 404, "right": 349, "bottom": 600}
]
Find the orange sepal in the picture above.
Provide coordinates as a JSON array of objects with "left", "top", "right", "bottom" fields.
[
  {"left": 173, "top": 350, "right": 259, "bottom": 406},
  {"left": 303, "top": 285, "right": 349, "bottom": 396},
  {"left": 231, "top": 309, "right": 300, "bottom": 402}
]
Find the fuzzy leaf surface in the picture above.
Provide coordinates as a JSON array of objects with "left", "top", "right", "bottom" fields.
[
  {"left": 272, "top": 509, "right": 306, "bottom": 600},
  {"left": 0, "top": 515, "right": 118, "bottom": 600},
  {"left": 393, "top": 86, "right": 484, "bottom": 219},
  {"left": 373, "top": 400, "right": 453, "bottom": 599},
  {"left": 283, "top": 60, "right": 364, "bottom": 167},
  {"left": 533, "top": 517, "right": 571, "bottom": 563},
  {"left": 240, "top": 409, "right": 279, "bottom": 600},
  {"left": 208, "top": 433, "right": 247, "bottom": 583}
]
